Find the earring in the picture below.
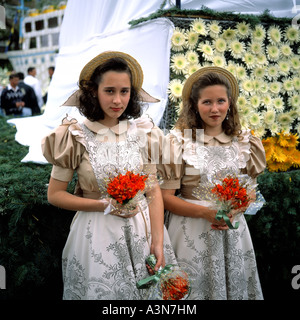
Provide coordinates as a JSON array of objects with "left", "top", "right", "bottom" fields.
[{"left": 226, "top": 108, "right": 231, "bottom": 120}]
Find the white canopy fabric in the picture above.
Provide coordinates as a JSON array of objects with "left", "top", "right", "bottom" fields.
[{"left": 7, "top": 0, "right": 297, "bottom": 164}]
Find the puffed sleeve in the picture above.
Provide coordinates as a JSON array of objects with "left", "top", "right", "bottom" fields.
[
  {"left": 41, "top": 117, "right": 85, "bottom": 182},
  {"left": 245, "top": 135, "right": 266, "bottom": 178},
  {"left": 157, "top": 131, "right": 185, "bottom": 190}
]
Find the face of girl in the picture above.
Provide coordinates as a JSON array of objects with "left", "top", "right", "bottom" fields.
[
  {"left": 97, "top": 70, "right": 131, "bottom": 126},
  {"left": 197, "top": 84, "right": 230, "bottom": 135}
]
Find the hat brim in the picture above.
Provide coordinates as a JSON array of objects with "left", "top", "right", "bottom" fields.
[
  {"left": 79, "top": 51, "right": 144, "bottom": 91},
  {"left": 182, "top": 66, "right": 239, "bottom": 104}
]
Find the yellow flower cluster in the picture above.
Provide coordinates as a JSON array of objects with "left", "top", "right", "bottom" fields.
[
  {"left": 262, "top": 132, "right": 300, "bottom": 172},
  {"left": 168, "top": 18, "right": 300, "bottom": 139}
]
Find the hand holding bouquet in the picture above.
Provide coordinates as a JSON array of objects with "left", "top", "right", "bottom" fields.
[
  {"left": 137, "top": 254, "right": 190, "bottom": 300},
  {"left": 193, "top": 170, "right": 265, "bottom": 229},
  {"left": 102, "top": 170, "right": 148, "bottom": 217}
]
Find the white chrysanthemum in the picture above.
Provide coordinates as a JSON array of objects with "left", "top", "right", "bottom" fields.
[
  {"left": 277, "top": 113, "right": 293, "bottom": 127},
  {"left": 229, "top": 40, "right": 245, "bottom": 59},
  {"left": 256, "top": 54, "right": 268, "bottom": 65},
  {"left": 295, "top": 123, "right": 300, "bottom": 135},
  {"left": 269, "top": 122, "right": 280, "bottom": 136},
  {"left": 252, "top": 66, "right": 266, "bottom": 79},
  {"left": 198, "top": 42, "right": 214, "bottom": 61},
  {"left": 263, "top": 110, "right": 276, "bottom": 126},
  {"left": 249, "top": 41, "right": 262, "bottom": 55},
  {"left": 191, "top": 18, "right": 207, "bottom": 35},
  {"left": 289, "top": 109, "right": 300, "bottom": 121},
  {"left": 278, "top": 60, "right": 291, "bottom": 76},
  {"left": 239, "top": 105, "right": 252, "bottom": 118},
  {"left": 269, "top": 81, "right": 281, "bottom": 95},
  {"left": 222, "top": 28, "right": 236, "bottom": 41},
  {"left": 266, "top": 64, "right": 279, "bottom": 80},
  {"left": 208, "top": 20, "right": 222, "bottom": 38},
  {"left": 293, "top": 77, "right": 300, "bottom": 90},
  {"left": 253, "top": 126, "right": 266, "bottom": 139},
  {"left": 273, "top": 97, "right": 284, "bottom": 111},
  {"left": 259, "top": 81, "right": 269, "bottom": 94},
  {"left": 226, "top": 62, "right": 237, "bottom": 76},
  {"left": 236, "top": 22, "right": 250, "bottom": 38},
  {"left": 249, "top": 112, "right": 262, "bottom": 128},
  {"left": 171, "top": 54, "right": 188, "bottom": 74},
  {"left": 185, "top": 63, "right": 201, "bottom": 76},
  {"left": 280, "top": 43, "right": 293, "bottom": 57},
  {"left": 284, "top": 26, "right": 300, "bottom": 44},
  {"left": 185, "top": 50, "right": 199, "bottom": 64},
  {"left": 212, "top": 55, "right": 226, "bottom": 67},
  {"left": 239, "top": 117, "right": 250, "bottom": 130},
  {"left": 167, "top": 79, "right": 183, "bottom": 101},
  {"left": 280, "top": 124, "right": 292, "bottom": 134},
  {"left": 291, "top": 56, "right": 300, "bottom": 70},
  {"left": 185, "top": 30, "right": 199, "bottom": 49},
  {"left": 252, "top": 79, "right": 262, "bottom": 92},
  {"left": 261, "top": 95, "right": 272, "bottom": 107},
  {"left": 283, "top": 78, "right": 294, "bottom": 93},
  {"left": 267, "top": 25, "right": 282, "bottom": 44},
  {"left": 252, "top": 25, "right": 266, "bottom": 42},
  {"left": 237, "top": 96, "right": 247, "bottom": 109},
  {"left": 235, "top": 65, "right": 247, "bottom": 80},
  {"left": 175, "top": 101, "right": 184, "bottom": 115},
  {"left": 171, "top": 28, "right": 186, "bottom": 52},
  {"left": 288, "top": 94, "right": 300, "bottom": 108},
  {"left": 242, "top": 52, "right": 256, "bottom": 69},
  {"left": 266, "top": 45, "right": 281, "bottom": 61},
  {"left": 213, "top": 38, "right": 227, "bottom": 53},
  {"left": 250, "top": 95, "right": 261, "bottom": 109},
  {"left": 241, "top": 79, "right": 254, "bottom": 95}
]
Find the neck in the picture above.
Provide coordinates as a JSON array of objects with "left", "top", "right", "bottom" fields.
[
  {"left": 204, "top": 126, "right": 223, "bottom": 137},
  {"left": 98, "top": 118, "right": 119, "bottom": 128}
]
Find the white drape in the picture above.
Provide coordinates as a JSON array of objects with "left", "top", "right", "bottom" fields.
[{"left": 7, "top": 0, "right": 295, "bottom": 164}]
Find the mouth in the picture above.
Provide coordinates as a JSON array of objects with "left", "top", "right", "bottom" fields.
[
  {"left": 209, "top": 115, "right": 220, "bottom": 120},
  {"left": 111, "top": 108, "right": 122, "bottom": 112}
]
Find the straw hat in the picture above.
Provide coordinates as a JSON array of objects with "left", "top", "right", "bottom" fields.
[
  {"left": 181, "top": 66, "right": 239, "bottom": 104},
  {"left": 62, "top": 51, "right": 159, "bottom": 106}
]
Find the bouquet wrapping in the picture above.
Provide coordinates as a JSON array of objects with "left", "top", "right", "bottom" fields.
[
  {"left": 100, "top": 170, "right": 149, "bottom": 216},
  {"left": 193, "top": 169, "right": 265, "bottom": 229},
  {"left": 136, "top": 254, "right": 190, "bottom": 300}
]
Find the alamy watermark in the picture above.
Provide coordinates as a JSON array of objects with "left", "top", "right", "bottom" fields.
[
  {"left": 292, "top": 265, "right": 300, "bottom": 290},
  {"left": 0, "top": 265, "right": 6, "bottom": 289},
  {"left": 292, "top": 4, "right": 300, "bottom": 27}
]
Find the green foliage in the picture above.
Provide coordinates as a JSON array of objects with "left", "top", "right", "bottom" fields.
[
  {"left": 0, "top": 116, "right": 75, "bottom": 299},
  {"left": 247, "top": 170, "right": 300, "bottom": 299}
]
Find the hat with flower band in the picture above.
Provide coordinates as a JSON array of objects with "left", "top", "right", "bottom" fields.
[{"left": 181, "top": 66, "right": 239, "bottom": 104}]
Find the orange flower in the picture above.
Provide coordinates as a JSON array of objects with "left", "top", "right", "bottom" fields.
[
  {"left": 161, "top": 275, "right": 190, "bottom": 300},
  {"left": 107, "top": 171, "right": 148, "bottom": 204}
]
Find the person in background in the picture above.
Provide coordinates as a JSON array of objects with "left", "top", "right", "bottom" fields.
[
  {"left": 24, "top": 67, "right": 44, "bottom": 110},
  {"left": 17, "top": 72, "right": 41, "bottom": 115},
  {"left": 0, "top": 73, "right": 32, "bottom": 116},
  {"left": 43, "top": 66, "right": 55, "bottom": 104}
]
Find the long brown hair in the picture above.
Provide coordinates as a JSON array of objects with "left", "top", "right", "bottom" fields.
[{"left": 176, "top": 72, "right": 241, "bottom": 140}]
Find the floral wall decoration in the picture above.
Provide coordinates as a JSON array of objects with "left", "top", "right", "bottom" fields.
[{"left": 166, "top": 17, "right": 300, "bottom": 172}]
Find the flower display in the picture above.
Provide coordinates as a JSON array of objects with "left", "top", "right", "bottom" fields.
[{"left": 167, "top": 16, "right": 300, "bottom": 168}]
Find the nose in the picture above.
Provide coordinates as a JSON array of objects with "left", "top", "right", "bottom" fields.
[
  {"left": 113, "top": 93, "right": 121, "bottom": 104},
  {"left": 211, "top": 102, "right": 219, "bottom": 113}
]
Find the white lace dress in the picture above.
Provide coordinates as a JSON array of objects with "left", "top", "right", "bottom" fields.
[
  {"left": 42, "top": 115, "right": 177, "bottom": 300},
  {"left": 159, "top": 129, "right": 266, "bottom": 300}
]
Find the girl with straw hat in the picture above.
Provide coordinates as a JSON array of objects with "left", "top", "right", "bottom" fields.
[
  {"left": 158, "top": 66, "right": 266, "bottom": 299},
  {"left": 42, "top": 51, "right": 177, "bottom": 300}
]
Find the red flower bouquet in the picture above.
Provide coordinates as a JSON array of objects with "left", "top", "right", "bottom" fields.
[
  {"left": 136, "top": 254, "right": 190, "bottom": 300},
  {"left": 107, "top": 171, "right": 148, "bottom": 205},
  {"left": 193, "top": 170, "right": 265, "bottom": 229}
]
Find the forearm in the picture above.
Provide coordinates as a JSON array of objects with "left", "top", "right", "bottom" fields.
[{"left": 47, "top": 177, "right": 107, "bottom": 212}]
